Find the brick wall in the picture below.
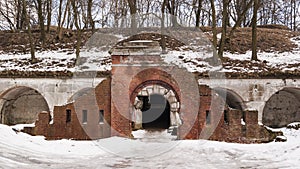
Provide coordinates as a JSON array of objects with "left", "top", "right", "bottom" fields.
[
  {"left": 24, "top": 79, "right": 112, "bottom": 140},
  {"left": 23, "top": 78, "right": 279, "bottom": 143},
  {"left": 183, "top": 85, "right": 280, "bottom": 143}
]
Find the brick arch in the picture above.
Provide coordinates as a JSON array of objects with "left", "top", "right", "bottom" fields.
[{"left": 129, "top": 68, "right": 181, "bottom": 104}]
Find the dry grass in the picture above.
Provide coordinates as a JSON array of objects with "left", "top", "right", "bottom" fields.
[
  {"left": 0, "top": 29, "right": 93, "bottom": 53},
  {"left": 0, "top": 26, "right": 299, "bottom": 54},
  {"left": 226, "top": 27, "right": 300, "bottom": 54}
]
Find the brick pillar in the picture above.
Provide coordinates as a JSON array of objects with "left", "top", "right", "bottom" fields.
[
  {"left": 228, "top": 109, "right": 242, "bottom": 139},
  {"left": 245, "top": 110, "right": 259, "bottom": 138},
  {"left": 110, "top": 104, "right": 132, "bottom": 137},
  {"left": 111, "top": 58, "right": 132, "bottom": 138},
  {"left": 34, "top": 111, "right": 51, "bottom": 136}
]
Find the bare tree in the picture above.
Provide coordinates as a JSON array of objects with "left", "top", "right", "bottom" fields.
[
  {"left": 37, "top": 0, "right": 46, "bottom": 45},
  {"left": 218, "top": 0, "right": 229, "bottom": 59},
  {"left": 71, "top": 0, "right": 81, "bottom": 62},
  {"left": 251, "top": 0, "right": 258, "bottom": 61},
  {"left": 195, "top": 0, "right": 203, "bottom": 27},
  {"left": 23, "top": 0, "right": 37, "bottom": 63},
  {"left": 127, "top": 0, "right": 137, "bottom": 30},
  {"left": 46, "top": 0, "right": 52, "bottom": 33},
  {"left": 57, "top": 0, "right": 64, "bottom": 39},
  {"left": 166, "top": 0, "right": 180, "bottom": 27},
  {"left": 57, "top": 0, "right": 71, "bottom": 40},
  {"left": 228, "top": 0, "right": 254, "bottom": 39},
  {"left": 87, "top": 0, "right": 95, "bottom": 32},
  {"left": 210, "top": 0, "right": 217, "bottom": 48},
  {"left": 16, "top": 0, "right": 23, "bottom": 30}
]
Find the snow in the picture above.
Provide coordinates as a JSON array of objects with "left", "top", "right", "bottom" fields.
[
  {"left": 129, "top": 40, "right": 153, "bottom": 43},
  {"left": 223, "top": 36, "right": 300, "bottom": 72},
  {"left": 225, "top": 50, "right": 300, "bottom": 67},
  {"left": 0, "top": 50, "right": 76, "bottom": 72},
  {"left": 241, "top": 119, "right": 246, "bottom": 125},
  {"left": 161, "top": 50, "right": 222, "bottom": 73},
  {"left": 287, "top": 122, "right": 300, "bottom": 129},
  {"left": 0, "top": 124, "right": 300, "bottom": 168},
  {"left": 77, "top": 50, "right": 111, "bottom": 71},
  {"left": 0, "top": 35, "right": 299, "bottom": 74}
]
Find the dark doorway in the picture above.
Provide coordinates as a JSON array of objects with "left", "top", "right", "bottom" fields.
[
  {"left": 142, "top": 94, "right": 171, "bottom": 130},
  {"left": 0, "top": 87, "right": 50, "bottom": 125}
]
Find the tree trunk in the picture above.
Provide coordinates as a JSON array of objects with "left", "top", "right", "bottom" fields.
[
  {"left": 251, "top": 0, "right": 258, "bottom": 61},
  {"left": 71, "top": 0, "right": 81, "bottom": 63},
  {"left": 37, "top": 0, "right": 46, "bottom": 46},
  {"left": 161, "top": 0, "right": 167, "bottom": 53},
  {"left": 293, "top": 0, "right": 296, "bottom": 31},
  {"left": 195, "top": 0, "right": 203, "bottom": 27},
  {"left": 16, "top": 0, "right": 22, "bottom": 30},
  {"left": 46, "top": 0, "right": 52, "bottom": 33},
  {"left": 21, "top": 0, "right": 27, "bottom": 29},
  {"left": 57, "top": 0, "right": 63, "bottom": 40},
  {"left": 218, "top": 0, "right": 229, "bottom": 59},
  {"left": 210, "top": 0, "right": 217, "bottom": 49},
  {"left": 127, "top": 0, "right": 137, "bottom": 31},
  {"left": 87, "top": 0, "right": 95, "bottom": 33},
  {"left": 23, "top": 0, "right": 36, "bottom": 63}
]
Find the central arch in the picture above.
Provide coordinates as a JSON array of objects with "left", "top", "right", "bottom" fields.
[
  {"left": 112, "top": 61, "right": 200, "bottom": 139},
  {"left": 131, "top": 83, "right": 181, "bottom": 132},
  {"left": 128, "top": 68, "right": 182, "bottom": 137}
]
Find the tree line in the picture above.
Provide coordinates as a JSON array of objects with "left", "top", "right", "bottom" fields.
[{"left": 0, "top": 0, "right": 299, "bottom": 62}]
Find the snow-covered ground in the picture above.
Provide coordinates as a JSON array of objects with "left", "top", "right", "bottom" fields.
[
  {"left": 0, "top": 50, "right": 76, "bottom": 72},
  {"left": 0, "top": 124, "right": 300, "bottom": 168},
  {"left": 0, "top": 35, "right": 299, "bottom": 74},
  {"left": 223, "top": 36, "right": 300, "bottom": 72}
]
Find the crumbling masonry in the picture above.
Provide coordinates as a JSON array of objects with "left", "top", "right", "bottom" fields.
[{"left": 23, "top": 34, "right": 280, "bottom": 143}]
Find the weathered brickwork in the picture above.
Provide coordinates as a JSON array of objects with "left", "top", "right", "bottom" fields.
[
  {"left": 24, "top": 80, "right": 279, "bottom": 143},
  {"left": 23, "top": 36, "right": 280, "bottom": 143},
  {"left": 24, "top": 79, "right": 112, "bottom": 140}
]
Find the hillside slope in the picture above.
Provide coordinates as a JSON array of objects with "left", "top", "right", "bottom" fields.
[{"left": 0, "top": 27, "right": 299, "bottom": 78}]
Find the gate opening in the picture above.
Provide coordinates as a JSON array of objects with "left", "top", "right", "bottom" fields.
[
  {"left": 131, "top": 84, "right": 181, "bottom": 138},
  {"left": 142, "top": 94, "right": 171, "bottom": 130}
]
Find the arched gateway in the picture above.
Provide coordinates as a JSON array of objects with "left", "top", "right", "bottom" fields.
[{"left": 110, "top": 40, "right": 200, "bottom": 139}]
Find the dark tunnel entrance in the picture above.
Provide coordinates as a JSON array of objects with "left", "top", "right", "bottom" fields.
[
  {"left": 0, "top": 86, "right": 50, "bottom": 125},
  {"left": 263, "top": 87, "right": 300, "bottom": 128},
  {"left": 141, "top": 94, "right": 171, "bottom": 130}
]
